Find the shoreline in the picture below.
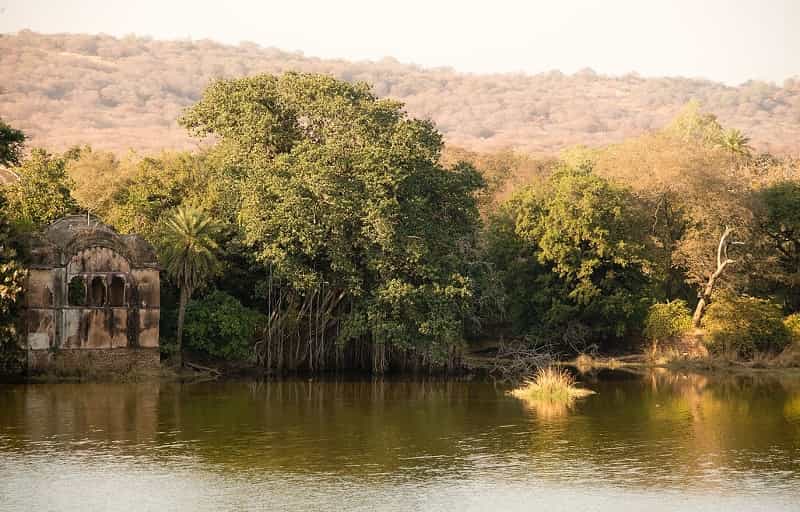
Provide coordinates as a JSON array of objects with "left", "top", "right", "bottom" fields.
[{"left": 5, "top": 352, "right": 800, "bottom": 384}]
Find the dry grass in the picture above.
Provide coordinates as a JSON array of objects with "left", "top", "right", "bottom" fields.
[
  {"left": 645, "top": 342, "right": 689, "bottom": 366},
  {"left": 775, "top": 341, "right": 800, "bottom": 368},
  {"left": 663, "top": 344, "right": 800, "bottom": 372},
  {"left": 510, "top": 366, "right": 595, "bottom": 403},
  {"left": 572, "top": 353, "right": 627, "bottom": 372}
]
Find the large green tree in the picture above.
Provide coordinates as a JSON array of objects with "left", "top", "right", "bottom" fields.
[
  {"left": 486, "top": 165, "right": 652, "bottom": 349},
  {"left": 157, "top": 205, "right": 222, "bottom": 368},
  {"left": 181, "top": 72, "right": 485, "bottom": 372}
]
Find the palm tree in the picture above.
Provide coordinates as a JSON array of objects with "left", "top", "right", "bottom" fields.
[
  {"left": 158, "top": 205, "right": 221, "bottom": 368},
  {"left": 718, "top": 128, "right": 753, "bottom": 161}
]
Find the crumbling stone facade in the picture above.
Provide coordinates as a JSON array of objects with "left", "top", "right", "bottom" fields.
[{"left": 22, "top": 215, "right": 160, "bottom": 373}]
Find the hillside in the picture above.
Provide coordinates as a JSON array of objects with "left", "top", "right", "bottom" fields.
[{"left": 2, "top": 31, "right": 799, "bottom": 155}]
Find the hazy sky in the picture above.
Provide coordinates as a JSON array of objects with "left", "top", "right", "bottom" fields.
[{"left": 1, "top": 0, "right": 797, "bottom": 85}]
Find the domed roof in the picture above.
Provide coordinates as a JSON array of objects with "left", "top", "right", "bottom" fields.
[{"left": 29, "top": 214, "right": 159, "bottom": 268}]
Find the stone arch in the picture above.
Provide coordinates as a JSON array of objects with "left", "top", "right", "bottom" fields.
[
  {"left": 109, "top": 275, "right": 126, "bottom": 307},
  {"left": 67, "top": 246, "right": 132, "bottom": 275},
  {"left": 65, "top": 236, "right": 139, "bottom": 269},
  {"left": 68, "top": 276, "right": 87, "bottom": 306},
  {"left": 89, "top": 276, "right": 106, "bottom": 306}
]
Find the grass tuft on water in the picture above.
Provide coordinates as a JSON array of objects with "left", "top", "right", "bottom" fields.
[{"left": 510, "top": 366, "right": 596, "bottom": 402}]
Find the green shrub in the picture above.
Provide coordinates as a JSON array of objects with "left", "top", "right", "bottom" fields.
[
  {"left": 644, "top": 300, "right": 693, "bottom": 341},
  {"left": 184, "top": 290, "right": 265, "bottom": 361},
  {"left": 785, "top": 313, "right": 800, "bottom": 343},
  {"left": 704, "top": 295, "right": 791, "bottom": 357}
]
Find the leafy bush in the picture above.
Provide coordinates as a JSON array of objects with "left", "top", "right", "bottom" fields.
[
  {"left": 184, "top": 290, "right": 265, "bottom": 361},
  {"left": 785, "top": 313, "right": 800, "bottom": 343},
  {"left": 644, "top": 300, "right": 693, "bottom": 341},
  {"left": 703, "top": 295, "right": 791, "bottom": 357}
]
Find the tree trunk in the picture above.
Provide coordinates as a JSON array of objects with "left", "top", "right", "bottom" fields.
[
  {"left": 692, "top": 227, "right": 736, "bottom": 328},
  {"left": 692, "top": 273, "right": 720, "bottom": 328},
  {"left": 176, "top": 285, "right": 188, "bottom": 368}
]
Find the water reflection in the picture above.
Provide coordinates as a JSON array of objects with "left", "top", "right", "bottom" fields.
[
  {"left": 1, "top": 371, "right": 799, "bottom": 511},
  {"left": 516, "top": 395, "right": 575, "bottom": 419}
]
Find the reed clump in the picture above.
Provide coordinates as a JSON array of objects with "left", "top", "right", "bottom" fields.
[{"left": 510, "top": 366, "right": 595, "bottom": 402}]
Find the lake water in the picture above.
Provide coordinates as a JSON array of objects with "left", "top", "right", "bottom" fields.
[{"left": 1, "top": 370, "right": 799, "bottom": 511}]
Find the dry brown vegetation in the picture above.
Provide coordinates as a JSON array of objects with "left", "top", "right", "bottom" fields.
[
  {"left": 2, "top": 31, "right": 800, "bottom": 155},
  {"left": 509, "top": 366, "right": 595, "bottom": 403}
]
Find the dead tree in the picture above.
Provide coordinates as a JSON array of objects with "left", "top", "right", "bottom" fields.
[
  {"left": 490, "top": 340, "right": 556, "bottom": 381},
  {"left": 692, "top": 226, "right": 741, "bottom": 328}
]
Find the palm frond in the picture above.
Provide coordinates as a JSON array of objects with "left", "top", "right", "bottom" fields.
[{"left": 158, "top": 205, "right": 222, "bottom": 293}]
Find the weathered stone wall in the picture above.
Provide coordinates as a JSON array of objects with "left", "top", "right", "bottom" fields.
[
  {"left": 62, "top": 308, "right": 130, "bottom": 348},
  {"left": 131, "top": 269, "right": 160, "bottom": 308},
  {"left": 24, "top": 268, "right": 61, "bottom": 351},
  {"left": 68, "top": 246, "right": 132, "bottom": 274},
  {"left": 27, "top": 348, "right": 160, "bottom": 375},
  {"left": 24, "top": 268, "right": 61, "bottom": 308},
  {"left": 12, "top": 215, "right": 162, "bottom": 378}
]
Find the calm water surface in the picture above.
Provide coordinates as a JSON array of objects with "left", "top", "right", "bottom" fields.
[{"left": 1, "top": 370, "right": 799, "bottom": 511}]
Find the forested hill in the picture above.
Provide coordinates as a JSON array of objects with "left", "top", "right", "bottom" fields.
[{"left": 2, "top": 31, "right": 800, "bottom": 155}]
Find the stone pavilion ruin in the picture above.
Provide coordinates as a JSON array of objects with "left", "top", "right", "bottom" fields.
[{"left": 22, "top": 215, "right": 160, "bottom": 373}]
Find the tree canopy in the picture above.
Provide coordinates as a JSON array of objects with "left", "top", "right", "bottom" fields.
[
  {"left": 182, "top": 73, "right": 485, "bottom": 368},
  {"left": 485, "top": 165, "right": 652, "bottom": 347},
  {"left": 3, "top": 72, "right": 799, "bottom": 370},
  {"left": 3, "top": 148, "right": 77, "bottom": 229}
]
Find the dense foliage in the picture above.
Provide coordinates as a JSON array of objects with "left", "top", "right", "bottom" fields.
[
  {"left": 0, "top": 123, "right": 27, "bottom": 367},
  {"left": 180, "top": 73, "right": 484, "bottom": 371},
  {"left": 0, "top": 194, "right": 26, "bottom": 369},
  {"left": 643, "top": 301, "right": 693, "bottom": 342},
  {"left": 756, "top": 181, "right": 800, "bottom": 311},
  {"left": 1, "top": 71, "right": 799, "bottom": 371},
  {"left": 4, "top": 32, "right": 800, "bottom": 155},
  {"left": 67, "top": 148, "right": 215, "bottom": 242},
  {"left": 485, "top": 165, "right": 651, "bottom": 349},
  {"left": 184, "top": 290, "right": 264, "bottom": 360},
  {"left": 3, "top": 149, "right": 77, "bottom": 229},
  {"left": 703, "top": 295, "right": 791, "bottom": 357}
]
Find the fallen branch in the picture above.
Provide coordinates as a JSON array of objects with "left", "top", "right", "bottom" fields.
[
  {"left": 490, "top": 340, "right": 556, "bottom": 380},
  {"left": 184, "top": 361, "right": 222, "bottom": 376}
]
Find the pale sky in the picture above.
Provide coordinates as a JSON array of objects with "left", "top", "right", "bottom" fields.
[{"left": 1, "top": 0, "right": 797, "bottom": 85}]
